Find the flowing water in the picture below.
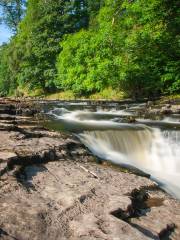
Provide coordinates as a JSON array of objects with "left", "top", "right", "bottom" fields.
[{"left": 44, "top": 101, "right": 180, "bottom": 199}]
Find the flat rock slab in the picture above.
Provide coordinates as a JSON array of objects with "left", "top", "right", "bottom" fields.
[
  {"left": 0, "top": 98, "right": 180, "bottom": 240},
  {"left": 1, "top": 160, "right": 180, "bottom": 240}
]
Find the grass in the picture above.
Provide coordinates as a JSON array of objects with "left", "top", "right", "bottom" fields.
[
  {"left": 159, "top": 94, "right": 180, "bottom": 103},
  {"left": 88, "top": 88, "right": 126, "bottom": 100},
  {"left": 45, "top": 88, "right": 126, "bottom": 100},
  {"left": 12, "top": 87, "right": 45, "bottom": 98},
  {"left": 11, "top": 86, "right": 180, "bottom": 101},
  {"left": 45, "top": 90, "right": 76, "bottom": 100}
]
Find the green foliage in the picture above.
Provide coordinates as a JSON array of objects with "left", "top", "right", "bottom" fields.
[
  {"left": 0, "top": 0, "right": 26, "bottom": 32},
  {"left": 0, "top": 0, "right": 91, "bottom": 95},
  {"left": 0, "top": 45, "right": 10, "bottom": 95},
  {"left": 56, "top": 29, "right": 114, "bottom": 95},
  {"left": 0, "top": 43, "right": 18, "bottom": 96},
  {"left": 56, "top": 0, "right": 180, "bottom": 98},
  {"left": 0, "top": 0, "right": 179, "bottom": 97}
]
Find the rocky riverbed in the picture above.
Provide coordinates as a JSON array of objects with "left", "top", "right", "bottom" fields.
[{"left": 0, "top": 97, "right": 180, "bottom": 240}]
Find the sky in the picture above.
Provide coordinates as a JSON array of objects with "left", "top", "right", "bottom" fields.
[
  {"left": 0, "top": 23, "right": 13, "bottom": 45},
  {"left": 0, "top": 8, "right": 13, "bottom": 45}
]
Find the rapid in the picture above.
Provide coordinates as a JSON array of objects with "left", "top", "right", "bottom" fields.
[{"left": 44, "top": 101, "right": 180, "bottom": 199}]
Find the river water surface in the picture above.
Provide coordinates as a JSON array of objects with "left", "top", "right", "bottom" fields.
[{"left": 44, "top": 101, "right": 180, "bottom": 199}]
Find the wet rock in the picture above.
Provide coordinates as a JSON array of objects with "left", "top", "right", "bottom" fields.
[
  {"left": 128, "top": 116, "right": 137, "bottom": 123},
  {"left": 166, "top": 104, "right": 171, "bottom": 109},
  {"left": 161, "top": 106, "right": 173, "bottom": 115},
  {"left": 146, "top": 101, "right": 154, "bottom": 107},
  {"left": 22, "top": 108, "right": 38, "bottom": 116},
  {"left": 158, "top": 223, "right": 176, "bottom": 239}
]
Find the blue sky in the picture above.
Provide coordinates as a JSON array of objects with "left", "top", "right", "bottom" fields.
[
  {"left": 0, "top": 8, "right": 13, "bottom": 45},
  {"left": 0, "top": 24, "right": 13, "bottom": 45}
]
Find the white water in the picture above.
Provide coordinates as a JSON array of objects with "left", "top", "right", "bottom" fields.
[
  {"left": 79, "top": 129, "right": 180, "bottom": 198},
  {"left": 48, "top": 107, "right": 180, "bottom": 198}
]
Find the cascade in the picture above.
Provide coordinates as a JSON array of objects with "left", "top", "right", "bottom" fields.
[
  {"left": 47, "top": 106, "right": 180, "bottom": 198},
  {"left": 79, "top": 128, "right": 180, "bottom": 198}
]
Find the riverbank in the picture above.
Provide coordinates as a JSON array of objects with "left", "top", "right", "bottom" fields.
[
  {"left": 45, "top": 91, "right": 180, "bottom": 102},
  {"left": 45, "top": 88, "right": 125, "bottom": 101},
  {"left": 0, "top": 98, "right": 180, "bottom": 240}
]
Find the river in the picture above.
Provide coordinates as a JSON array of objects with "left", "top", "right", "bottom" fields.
[{"left": 43, "top": 100, "right": 180, "bottom": 199}]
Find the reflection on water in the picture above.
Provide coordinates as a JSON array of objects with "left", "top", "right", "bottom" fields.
[{"left": 44, "top": 101, "right": 180, "bottom": 199}]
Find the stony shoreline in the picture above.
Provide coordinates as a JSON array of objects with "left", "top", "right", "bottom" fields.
[{"left": 0, "top": 98, "right": 180, "bottom": 240}]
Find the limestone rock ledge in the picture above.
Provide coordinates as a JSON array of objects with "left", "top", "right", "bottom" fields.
[{"left": 0, "top": 98, "right": 180, "bottom": 240}]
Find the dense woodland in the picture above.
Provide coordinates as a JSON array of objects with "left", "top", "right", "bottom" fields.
[{"left": 0, "top": 0, "right": 179, "bottom": 98}]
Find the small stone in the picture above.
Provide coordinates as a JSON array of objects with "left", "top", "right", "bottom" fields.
[{"left": 147, "top": 101, "right": 154, "bottom": 107}]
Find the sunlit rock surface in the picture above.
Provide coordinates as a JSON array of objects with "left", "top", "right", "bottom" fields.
[{"left": 0, "top": 98, "right": 180, "bottom": 240}]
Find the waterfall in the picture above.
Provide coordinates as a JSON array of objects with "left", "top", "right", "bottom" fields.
[
  {"left": 79, "top": 128, "right": 180, "bottom": 199},
  {"left": 79, "top": 129, "right": 153, "bottom": 167},
  {"left": 46, "top": 106, "right": 180, "bottom": 198}
]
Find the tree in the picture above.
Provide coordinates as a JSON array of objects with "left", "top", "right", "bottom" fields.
[
  {"left": 56, "top": 0, "right": 180, "bottom": 97},
  {"left": 0, "top": 0, "right": 92, "bottom": 95},
  {"left": 0, "top": 0, "right": 26, "bottom": 32},
  {"left": 0, "top": 0, "right": 179, "bottom": 97}
]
